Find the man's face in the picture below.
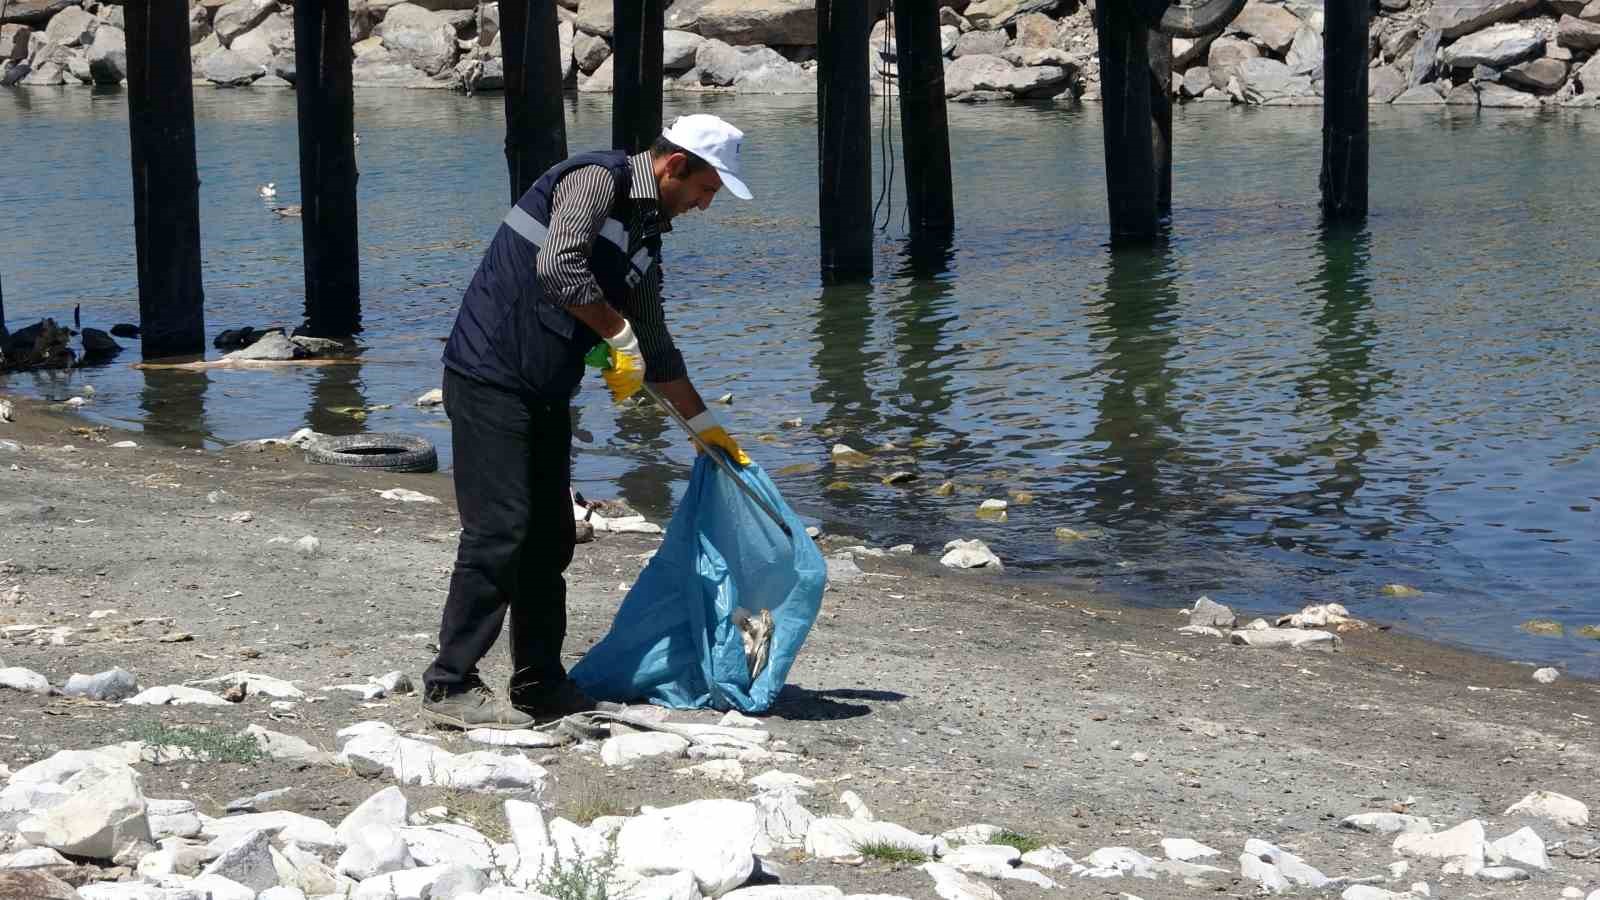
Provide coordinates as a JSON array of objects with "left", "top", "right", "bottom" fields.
[{"left": 657, "top": 153, "right": 724, "bottom": 219}]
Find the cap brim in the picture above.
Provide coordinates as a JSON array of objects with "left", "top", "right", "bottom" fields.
[{"left": 718, "top": 168, "right": 753, "bottom": 200}]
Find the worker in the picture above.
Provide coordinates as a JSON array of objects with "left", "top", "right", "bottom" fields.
[{"left": 421, "top": 115, "right": 755, "bottom": 729}]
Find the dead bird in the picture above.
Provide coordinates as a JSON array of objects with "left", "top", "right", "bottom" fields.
[
  {"left": 271, "top": 205, "right": 302, "bottom": 218},
  {"left": 732, "top": 607, "right": 775, "bottom": 679}
]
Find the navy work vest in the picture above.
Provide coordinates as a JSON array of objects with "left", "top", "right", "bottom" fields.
[{"left": 442, "top": 150, "right": 661, "bottom": 401}]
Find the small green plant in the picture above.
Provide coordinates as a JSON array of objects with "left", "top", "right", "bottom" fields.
[
  {"left": 854, "top": 839, "right": 929, "bottom": 864},
  {"left": 129, "top": 720, "right": 264, "bottom": 764},
  {"left": 536, "top": 845, "right": 618, "bottom": 900},
  {"left": 561, "top": 778, "right": 631, "bottom": 826},
  {"left": 992, "top": 830, "right": 1045, "bottom": 854}
]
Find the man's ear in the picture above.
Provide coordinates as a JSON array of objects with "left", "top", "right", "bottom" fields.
[{"left": 666, "top": 152, "right": 690, "bottom": 179}]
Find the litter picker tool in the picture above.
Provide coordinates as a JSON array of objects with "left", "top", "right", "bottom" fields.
[{"left": 641, "top": 382, "right": 792, "bottom": 538}]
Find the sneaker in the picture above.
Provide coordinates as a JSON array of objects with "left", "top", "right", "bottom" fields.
[
  {"left": 421, "top": 683, "right": 535, "bottom": 730},
  {"left": 511, "top": 679, "right": 600, "bottom": 721}
]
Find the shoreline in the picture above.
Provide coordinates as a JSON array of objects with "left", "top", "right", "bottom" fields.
[{"left": 2, "top": 391, "right": 1598, "bottom": 897}]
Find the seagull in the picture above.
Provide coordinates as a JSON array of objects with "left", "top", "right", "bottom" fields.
[{"left": 258, "top": 182, "right": 277, "bottom": 199}]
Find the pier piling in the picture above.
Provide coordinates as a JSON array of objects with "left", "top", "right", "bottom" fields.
[
  {"left": 817, "top": 0, "right": 874, "bottom": 283},
  {"left": 893, "top": 0, "right": 954, "bottom": 242},
  {"left": 293, "top": 0, "right": 362, "bottom": 337},
  {"left": 502, "top": 0, "right": 568, "bottom": 201},
  {"left": 612, "top": 0, "right": 663, "bottom": 154},
  {"left": 1321, "top": 0, "right": 1370, "bottom": 219},
  {"left": 1095, "top": 0, "right": 1159, "bottom": 243},
  {"left": 125, "top": 0, "right": 206, "bottom": 359},
  {"left": 1149, "top": 30, "right": 1173, "bottom": 219}
]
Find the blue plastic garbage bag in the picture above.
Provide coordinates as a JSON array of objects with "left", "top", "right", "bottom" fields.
[{"left": 570, "top": 457, "right": 825, "bottom": 712}]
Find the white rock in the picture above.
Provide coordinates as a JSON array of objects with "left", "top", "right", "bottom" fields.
[
  {"left": 190, "top": 875, "right": 258, "bottom": 900},
  {"left": 838, "top": 791, "right": 873, "bottom": 821},
  {"left": 752, "top": 788, "right": 815, "bottom": 849},
  {"left": 2, "top": 846, "right": 71, "bottom": 867},
  {"left": 1532, "top": 667, "right": 1560, "bottom": 683},
  {"left": 919, "top": 862, "right": 1002, "bottom": 900},
  {"left": 193, "top": 671, "right": 306, "bottom": 699},
  {"left": 352, "top": 863, "right": 487, "bottom": 900},
  {"left": 338, "top": 786, "right": 409, "bottom": 845},
  {"left": 1240, "top": 851, "right": 1290, "bottom": 892},
  {"left": 126, "top": 685, "right": 230, "bottom": 706},
  {"left": 62, "top": 668, "right": 140, "bottom": 701},
  {"left": 504, "top": 798, "right": 552, "bottom": 887},
  {"left": 997, "top": 867, "right": 1054, "bottom": 888},
  {"left": 439, "top": 751, "right": 548, "bottom": 793},
  {"left": 720, "top": 711, "right": 764, "bottom": 728},
  {"left": 1340, "top": 812, "right": 1433, "bottom": 834},
  {"left": 939, "top": 824, "right": 1003, "bottom": 845},
  {"left": 260, "top": 889, "right": 308, "bottom": 900},
  {"left": 749, "top": 770, "right": 816, "bottom": 793},
  {"left": 0, "top": 666, "right": 51, "bottom": 694},
  {"left": 202, "top": 828, "right": 278, "bottom": 892},
  {"left": 616, "top": 799, "right": 762, "bottom": 897},
  {"left": 1505, "top": 791, "right": 1589, "bottom": 827},
  {"left": 1341, "top": 887, "right": 1412, "bottom": 900},
  {"left": 1386, "top": 861, "right": 1409, "bottom": 879},
  {"left": 1086, "top": 846, "right": 1157, "bottom": 877},
  {"left": 397, "top": 823, "right": 498, "bottom": 870},
  {"left": 1229, "top": 627, "right": 1339, "bottom": 651},
  {"left": 415, "top": 388, "right": 444, "bottom": 406},
  {"left": 1176, "top": 625, "right": 1224, "bottom": 637},
  {"left": 1476, "top": 865, "right": 1530, "bottom": 881},
  {"left": 1393, "top": 819, "right": 1486, "bottom": 870},
  {"left": 377, "top": 488, "right": 439, "bottom": 504},
  {"left": 1487, "top": 826, "right": 1548, "bottom": 870},
  {"left": 722, "top": 889, "right": 845, "bottom": 900},
  {"left": 16, "top": 765, "right": 152, "bottom": 860},
  {"left": 1019, "top": 845, "right": 1072, "bottom": 869},
  {"left": 336, "top": 825, "right": 414, "bottom": 879},
  {"left": 942, "top": 843, "right": 1020, "bottom": 878},
  {"left": 7, "top": 749, "right": 132, "bottom": 789},
  {"left": 464, "top": 728, "right": 563, "bottom": 748},
  {"left": 621, "top": 870, "right": 701, "bottom": 900},
  {"left": 1243, "top": 838, "right": 1329, "bottom": 888},
  {"left": 940, "top": 539, "right": 1003, "bottom": 570},
  {"left": 340, "top": 732, "right": 457, "bottom": 783},
  {"left": 804, "top": 817, "right": 938, "bottom": 860},
  {"left": 676, "top": 760, "right": 747, "bottom": 782},
  {"left": 1160, "top": 837, "right": 1219, "bottom": 860},
  {"left": 241, "top": 725, "right": 337, "bottom": 766},
  {"left": 295, "top": 535, "right": 320, "bottom": 556},
  {"left": 1410, "top": 883, "right": 1430, "bottom": 898},
  {"left": 206, "top": 811, "right": 341, "bottom": 851},
  {"left": 148, "top": 799, "right": 204, "bottom": 840},
  {"left": 602, "top": 732, "right": 690, "bottom": 766}
]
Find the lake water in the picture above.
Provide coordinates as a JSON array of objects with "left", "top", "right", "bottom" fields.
[{"left": 3, "top": 87, "right": 1597, "bottom": 675}]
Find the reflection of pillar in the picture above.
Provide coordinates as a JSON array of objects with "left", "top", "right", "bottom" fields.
[
  {"left": 1087, "top": 246, "right": 1181, "bottom": 522},
  {"left": 885, "top": 242, "right": 955, "bottom": 441},
  {"left": 307, "top": 363, "right": 369, "bottom": 436},
  {"left": 138, "top": 368, "right": 212, "bottom": 450},
  {"left": 1295, "top": 224, "right": 1388, "bottom": 511},
  {"left": 809, "top": 282, "right": 880, "bottom": 441}
]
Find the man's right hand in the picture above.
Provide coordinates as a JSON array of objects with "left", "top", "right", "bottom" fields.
[{"left": 602, "top": 321, "right": 646, "bottom": 403}]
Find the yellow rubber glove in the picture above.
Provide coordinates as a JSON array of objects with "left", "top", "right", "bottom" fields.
[
  {"left": 601, "top": 321, "right": 645, "bottom": 403},
  {"left": 686, "top": 410, "right": 752, "bottom": 466}
]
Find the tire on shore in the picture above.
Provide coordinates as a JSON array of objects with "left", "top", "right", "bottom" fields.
[{"left": 305, "top": 433, "right": 438, "bottom": 474}]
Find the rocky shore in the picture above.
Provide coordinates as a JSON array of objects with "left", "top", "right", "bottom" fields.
[
  {"left": 1, "top": 391, "right": 1599, "bottom": 900},
  {"left": 3, "top": 0, "right": 1598, "bottom": 108}
]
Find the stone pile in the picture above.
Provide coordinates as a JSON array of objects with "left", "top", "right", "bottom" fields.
[{"left": 6, "top": 0, "right": 1595, "bottom": 107}]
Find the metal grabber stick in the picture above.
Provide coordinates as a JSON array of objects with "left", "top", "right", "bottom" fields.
[{"left": 640, "top": 383, "right": 793, "bottom": 538}]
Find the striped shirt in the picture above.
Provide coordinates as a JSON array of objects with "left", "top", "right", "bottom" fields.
[{"left": 535, "top": 150, "right": 686, "bottom": 383}]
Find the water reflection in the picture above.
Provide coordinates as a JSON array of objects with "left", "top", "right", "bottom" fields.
[
  {"left": 809, "top": 281, "right": 881, "bottom": 446},
  {"left": 1085, "top": 245, "right": 1184, "bottom": 525},
  {"left": 611, "top": 399, "right": 675, "bottom": 516},
  {"left": 138, "top": 368, "right": 213, "bottom": 449},
  {"left": 306, "top": 363, "right": 370, "bottom": 436},
  {"left": 884, "top": 241, "right": 957, "bottom": 445}
]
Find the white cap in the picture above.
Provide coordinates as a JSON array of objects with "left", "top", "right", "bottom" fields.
[{"left": 660, "top": 114, "right": 752, "bottom": 200}]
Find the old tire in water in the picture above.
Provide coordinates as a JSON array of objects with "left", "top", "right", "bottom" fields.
[
  {"left": 1135, "top": 0, "right": 1248, "bottom": 37},
  {"left": 305, "top": 432, "right": 438, "bottom": 474}
]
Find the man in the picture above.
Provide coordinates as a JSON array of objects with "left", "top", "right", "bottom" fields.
[{"left": 422, "top": 114, "right": 755, "bottom": 729}]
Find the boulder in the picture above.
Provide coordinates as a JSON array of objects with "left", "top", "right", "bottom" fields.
[
  {"left": 202, "top": 829, "right": 278, "bottom": 892},
  {"left": 1476, "top": 81, "right": 1542, "bottom": 105},
  {"left": 1409, "top": 28, "right": 1442, "bottom": 85},
  {"left": 1, "top": 24, "right": 29, "bottom": 61},
  {"left": 1011, "top": 11, "right": 1056, "bottom": 48},
  {"left": 804, "top": 817, "right": 938, "bottom": 860},
  {"left": 201, "top": 46, "right": 265, "bottom": 85},
  {"left": 752, "top": 789, "right": 814, "bottom": 849},
  {"left": 945, "top": 52, "right": 1067, "bottom": 96},
  {"left": 1502, "top": 56, "right": 1567, "bottom": 91},
  {"left": 664, "top": 0, "right": 716, "bottom": 32},
  {"left": 575, "top": 0, "right": 611, "bottom": 37},
  {"left": 1285, "top": 23, "right": 1323, "bottom": 75},
  {"left": 1487, "top": 826, "right": 1549, "bottom": 870},
  {"left": 558, "top": 18, "right": 574, "bottom": 80},
  {"left": 939, "top": 537, "right": 1003, "bottom": 568},
  {"left": 1441, "top": 23, "right": 1542, "bottom": 68},
  {"left": 126, "top": 684, "right": 231, "bottom": 705},
  {"left": 0, "top": 870, "right": 82, "bottom": 900},
  {"left": 229, "top": 11, "right": 293, "bottom": 69},
  {"left": 352, "top": 45, "right": 446, "bottom": 85},
  {"left": 214, "top": 0, "right": 277, "bottom": 45},
  {"left": 1557, "top": 13, "right": 1600, "bottom": 49},
  {"left": 616, "top": 800, "right": 762, "bottom": 898},
  {"left": 62, "top": 667, "right": 137, "bottom": 701},
  {"left": 1425, "top": 0, "right": 1539, "bottom": 38},
  {"left": 576, "top": 53, "right": 612, "bottom": 90},
  {"left": 0, "top": 0, "right": 76, "bottom": 27},
  {"left": 1230, "top": 0, "right": 1302, "bottom": 53},
  {"left": 1392, "top": 83, "right": 1445, "bottom": 103},
  {"left": 1370, "top": 64, "right": 1406, "bottom": 101},
  {"left": 1504, "top": 791, "right": 1589, "bottom": 827},
  {"left": 602, "top": 732, "right": 691, "bottom": 766},
  {"left": 1394, "top": 819, "right": 1486, "bottom": 869},
  {"left": 952, "top": 28, "right": 1006, "bottom": 57},
  {"left": 43, "top": 5, "right": 95, "bottom": 47},
  {"left": 963, "top": 0, "right": 1064, "bottom": 30},
  {"left": 1189, "top": 596, "right": 1236, "bottom": 628},
  {"left": 695, "top": 37, "right": 784, "bottom": 84},
  {"left": 694, "top": 0, "right": 815, "bottom": 46},
  {"left": 374, "top": 3, "right": 458, "bottom": 76},
  {"left": 17, "top": 766, "right": 151, "bottom": 861},
  {"left": 1181, "top": 65, "right": 1212, "bottom": 97},
  {"left": 336, "top": 825, "right": 414, "bottom": 879},
  {"left": 663, "top": 29, "right": 703, "bottom": 71},
  {"left": 573, "top": 31, "right": 609, "bottom": 73},
  {"left": 337, "top": 786, "right": 409, "bottom": 845},
  {"left": 1207, "top": 35, "right": 1259, "bottom": 89},
  {"left": 1229, "top": 627, "right": 1339, "bottom": 650},
  {"left": 1341, "top": 813, "right": 1434, "bottom": 834},
  {"left": 351, "top": 864, "right": 485, "bottom": 900},
  {"left": 920, "top": 862, "right": 1002, "bottom": 900},
  {"left": 0, "top": 666, "right": 50, "bottom": 694},
  {"left": 1445, "top": 81, "right": 1480, "bottom": 103},
  {"left": 1579, "top": 53, "right": 1600, "bottom": 91}
]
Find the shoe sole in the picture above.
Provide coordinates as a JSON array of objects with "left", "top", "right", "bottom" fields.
[{"left": 420, "top": 703, "right": 533, "bottom": 731}]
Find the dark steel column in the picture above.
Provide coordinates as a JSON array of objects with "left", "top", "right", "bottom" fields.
[
  {"left": 817, "top": 0, "right": 874, "bottom": 282},
  {"left": 125, "top": 0, "right": 206, "bottom": 358},
  {"left": 893, "top": 0, "right": 954, "bottom": 240},
  {"left": 612, "top": 0, "right": 663, "bottom": 153},
  {"left": 293, "top": 0, "right": 362, "bottom": 336},
  {"left": 1321, "top": 0, "right": 1369, "bottom": 219},
  {"left": 502, "top": 0, "right": 568, "bottom": 201}
]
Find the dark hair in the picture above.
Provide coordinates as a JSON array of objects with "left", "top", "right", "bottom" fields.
[{"left": 649, "top": 136, "right": 713, "bottom": 175}]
